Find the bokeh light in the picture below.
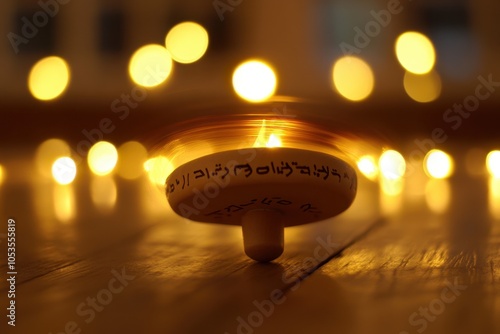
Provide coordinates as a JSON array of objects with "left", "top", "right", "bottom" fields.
[
  {"left": 116, "top": 141, "right": 148, "bottom": 180},
  {"left": 52, "top": 157, "right": 77, "bottom": 185},
  {"left": 91, "top": 176, "right": 117, "bottom": 212},
  {"left": 332, "top": 56, "right": 374, "bottom": 102},
  {"left": 28, "top": 56, "right": 70, "bottom": 101},
  {"left": 88, "top": 141, "right": 118, "bottom": 176},
  {"left": 0, "top": 165, "right": 4, "bottom": 185},
  {"left": 36, "top": 138, "right": 71, "bottom": 178},
  {"left": 144, "top": 156, "right": 174, "bottom": 185},
  {"left": 379, "top": 150, "right": 405, "bottom": 215},
  {"left": 128, "top": 44, "right": 173, "bottom": 87},
  {"left": 379, "top": 150, "right": 406, "bottom": 180},
  {"left": 404, "top": 70, "right": 442, "bottom": 103},
  {"left": 424, "top": 150, "right": 454, "bottom": 179},
  {"left": 395, "top": 32, "right": 436, "bottom": 74},
  {"left": 380, "top": 177, "right": 404, "bottom": 215},
  {"left": 380, "top": 177, "right": 404, "bottom": 196},
  {"left": 357, "top": 155, "right": 379, "bottom": 181},
  {"left": 232, "top": 60, "right": 277, "bottom": 102},
  {"left": 53, "top": 184, "right": 76, "bottom": 222},
  {"left": 165, "top": 22, "right": 209, "bottom": 64},
  {"left": 425, "top": 179, "right": 451, "bottom": 214},
  {"left": 486, "top": 150, "right": 500, "bottom": 178},
  {"left": 489, "top": 177, "right": 500, "bottom": 219}
]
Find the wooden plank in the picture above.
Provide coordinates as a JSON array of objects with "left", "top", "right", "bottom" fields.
[
  {"left": 257, "top": 176, "right": 500, "bottom": 334},
  {"left": 1, "top": 164, "right": 379, "bottom": 333}
]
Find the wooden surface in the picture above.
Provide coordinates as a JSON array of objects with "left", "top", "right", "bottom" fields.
[{"left": 1, "top": 150, "right": 500, "bottom": 334}]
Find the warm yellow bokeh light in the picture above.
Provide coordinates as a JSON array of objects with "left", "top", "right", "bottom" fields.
[
  {"left": 379, "top": 150, "right": 406, "bottom": 180},
  {"left": 28, "top": 56, "right": 70, "bottom": 101},
  {"left": 91, "top": 176, "right": 117, "bottom": 212},
  {"left": 0, "top": 165, "right": 4, "bottom": 185},
  {"left": 53, "top": 184, "right": 76, "bottom": 222},
  {"left": 380, "top": 177, "right": 404, "bottom": 216},
  {"left": 380, "top": 177, "right": 404, "bottom": 196},
  {"left": 489, "top": 178, "right": 500, "bottom": 219},
  {"left": 425, "top": 179, "right": 451, "bottom": 214},
  {"left": 52, "top": 157, "right": 77, "bottom": 185},
  {"left": 88, "top": 141, "right": 118, "bottom": 176},
  {"left": 486, "top": 150, "right": 500, "bottom": 178},
  {"left": 404, "top": 70, "right": 442, "bottom": 103},
  {"left": 332, "top": 56, "right": 374, "bottom": 102},
  {"left": 36, "top": 138, "right": 71, "bottom": 178},
  {"left": 395, "top": 32, "right": 436, "bottom": 74},
  {"left": 165, "top": 21, "right": 209, "bottom": 64},
  {"left": 424, "top": 150, "right": 454, "bottom": 179},
  {"left": 144, "top": 156, "right": 174, "bottom": 185},
  {"left": 232, "top": 60, "right": 277, "bottom": 102},
  {"left": 116, "top": 141, "right": 148, "bottom": 180},
  {"left": 357, "top": 155, "right": 379, "bottom": 181},
  {"left": 128, "top": 44, "right": 173, "bottom": 87}
]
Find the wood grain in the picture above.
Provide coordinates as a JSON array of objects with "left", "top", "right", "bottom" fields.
[
  {"left": 2, "top": 155, "right": 499, "bottom": 334},
  {"left": 0, "top": 159, "right": 380, "bottom": 334}
]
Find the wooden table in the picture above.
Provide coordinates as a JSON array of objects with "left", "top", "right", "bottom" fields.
[{"left": 1, "top": 148, "right": 499, "bottom": 334}]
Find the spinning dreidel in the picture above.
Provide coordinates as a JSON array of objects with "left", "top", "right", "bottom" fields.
[{"left": 165, "top": 116, "right": 358, "bottom": 262}]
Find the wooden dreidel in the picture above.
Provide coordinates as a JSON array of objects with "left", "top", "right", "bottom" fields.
[{"left": 166, "top": 147, "right": 357, "bottom": 262}]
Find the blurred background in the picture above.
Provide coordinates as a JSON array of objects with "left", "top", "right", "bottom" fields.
[
  {"left": 1, "top": 0, "right": 500, "bottom": 219},
  {"left": 2, "top": 0, "right": 500, "bottom": 142},
  {"left": 1, "top": 0, "right": 500, "bottom": 225},
  {"left": 2, "top": 1, "right": 500, "bottom": 333}
]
